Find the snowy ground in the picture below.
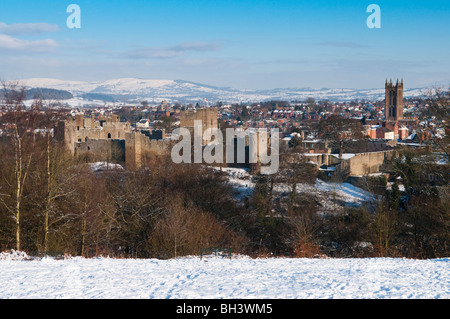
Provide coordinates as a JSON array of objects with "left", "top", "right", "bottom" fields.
[
  {"left": 217, "top": 167, "right": 374, "bottom": 211},
  {"left": 0, "top": 251, "right": 449, "bottom": 299}
]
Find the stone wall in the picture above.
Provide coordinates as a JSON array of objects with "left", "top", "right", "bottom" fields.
[
  {"left": 75, "top": 139, "right": 126, "bottom": 163},
  {"left": 125, "top": 132, "right": 174, "bottom": 169},
  {"left": 305, "top": 150, "right": 394, "bottom": 177},
  {"left": 339, "top": 150, "right": 394, "bottom": 176}
]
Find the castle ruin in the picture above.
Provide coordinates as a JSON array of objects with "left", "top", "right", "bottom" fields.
[
  {"left": 55, "top": 109, "right": 221, "bottom": 170},
  {"left": 55, "top": 112, "right": 173, "bottom": 169}
]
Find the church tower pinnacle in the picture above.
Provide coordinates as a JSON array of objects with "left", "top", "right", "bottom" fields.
[{"left": 385, "top": 78, "right": 404, "bottom": 122}]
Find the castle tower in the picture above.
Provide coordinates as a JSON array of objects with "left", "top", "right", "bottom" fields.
[
  {"left": 385, "top": 78, "right": 404, "bottom": 122},
  {"left": 179, "top": 108, "right": 218, "bottom": 145}
]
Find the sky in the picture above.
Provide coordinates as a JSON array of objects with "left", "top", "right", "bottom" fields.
[{"left": 0, "top": 0, "right": 448, "bottom": 90}]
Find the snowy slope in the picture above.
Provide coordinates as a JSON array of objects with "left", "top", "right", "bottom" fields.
[
  {"left": 0, "top": 252, "right": 448, "bottom": 299},
  {"left": 218, "top": 168, "right": 374, "bottom": 210}
]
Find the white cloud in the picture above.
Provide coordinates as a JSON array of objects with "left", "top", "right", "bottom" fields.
[
  {"left": 171, "top": 41, "right": 221, "bottom": 52},
  {"left": 128, "top": 41, "right": 222, "bottom": 59},
  {"left": 0, "top": 22, "right": 59, "bottom": 35},
  {"left": 0, "top": 34, "right": 58, "bottom": 52},
  {"left": 129, "top": 47, "right": 184, "bottom": 59},
  {"left": 317, "top": 41, "right": 369, "bottom": 49}
]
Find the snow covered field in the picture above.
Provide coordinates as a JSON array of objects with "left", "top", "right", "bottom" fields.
[{"left": 1, "top": 251, "right": 449, "bottom": 299}]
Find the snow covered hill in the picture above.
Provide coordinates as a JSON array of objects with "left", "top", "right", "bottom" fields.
[
  {"left": 19, "top": 77, "right": 430, "bottom": 104},
  {"left": 0, "top": 251, "right": 448, "bottom": 299}
]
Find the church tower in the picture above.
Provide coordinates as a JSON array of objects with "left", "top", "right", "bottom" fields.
[{"left": 385, "top": 78, "right": 404, "bottom": 122}]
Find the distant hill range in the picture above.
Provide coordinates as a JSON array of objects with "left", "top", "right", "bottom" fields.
[{"left": 16, "top": 77, "right": 443, "bottom": 105}]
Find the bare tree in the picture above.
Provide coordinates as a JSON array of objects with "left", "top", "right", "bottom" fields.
[
  {"left": 371, "top": 203, "right": 398, "bottom": 257},
  {"left": 69, "top": 165, "right": 107, "bottom": 257},
  {"left": 40, "top": 135, "right": 76, "bottom": 253},
  {"left": 318, "top": 115, "right": 365, "bottom": 158},
  {"left": 153, "top": 197, "right": 190, "bottom": 258},
  {"left": 419, "top": 87, "right": 449, "bottom": 159},
  {"left": 289, "top": 202, "right": 322, "bottom": 257},
  {"left": 0, "top": 81, "right": 34, "bottom": 251},
  {"left": 149, "top": 194, "right": 235, "bottom": 259}
]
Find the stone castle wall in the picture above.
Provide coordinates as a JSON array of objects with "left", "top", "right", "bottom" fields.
[
  {"left": 56, "top": 109, "right": 219, "bottom": 169},
  {"left": 56, "top": 114, "right": 131, "bottom": 154},
  {"left": 346, "top": 150, "right": 394, "bottom": 176},
  {"left": 75, "top": 139, "right": 126, "bottom": 163},
  {"left": 125, "top": 132, "right": 174, "bottom": 169},
  {"left": 306, "top": 150, "right": 394, "bottom": 177}
]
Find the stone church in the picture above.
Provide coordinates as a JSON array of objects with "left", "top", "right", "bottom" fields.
[{"left": 385, "top": 78, "right": 404, "bottom": 122}]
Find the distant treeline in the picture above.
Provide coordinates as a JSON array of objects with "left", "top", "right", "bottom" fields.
[
  {"left": 0, "top": 88, "right": 74, "bottom": 101},
  {"left": 25, "top": 88, "right": 74, "bottom": 100}
]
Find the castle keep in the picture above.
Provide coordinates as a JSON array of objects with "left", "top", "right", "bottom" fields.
[{"left": 180, "top": 108, "right": 218, "bottom": 146}]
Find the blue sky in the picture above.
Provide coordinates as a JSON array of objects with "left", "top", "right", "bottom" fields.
[{"left": 0, "top": 0, "right": 448, "bottom": 89}]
